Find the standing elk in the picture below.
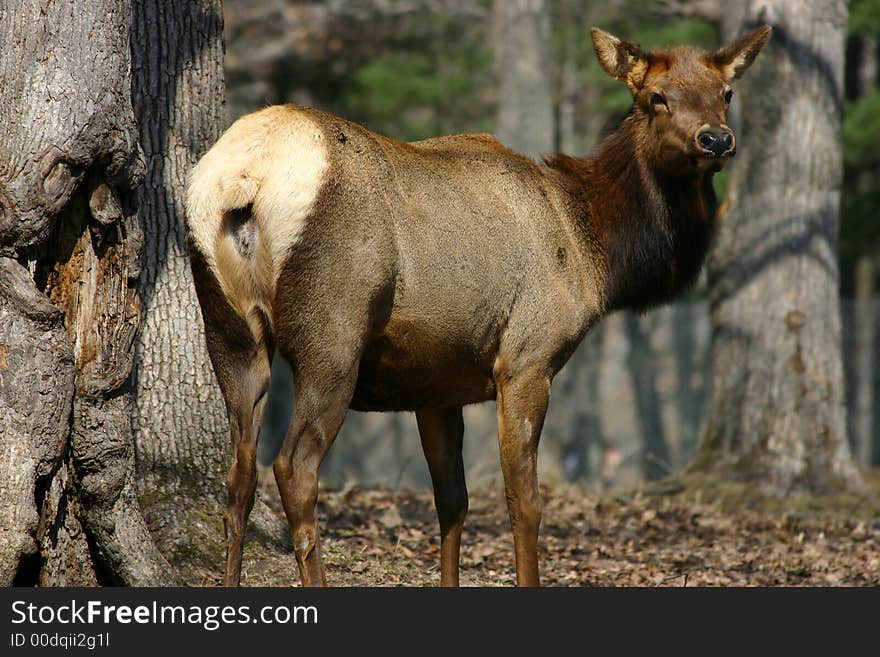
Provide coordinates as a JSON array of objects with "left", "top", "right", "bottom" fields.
[{"left": 186, "top": 26, "right": 771, "bottom": 586}]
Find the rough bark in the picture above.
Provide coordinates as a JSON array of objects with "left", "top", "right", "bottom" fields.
[
  {"left": 129, "top": 0, "right": 229, "bottom": 495},
  {"left": 0, "top": 260, "right": 75, "bottom": 584},
  {"left": 492, "top": 0, "right": 554, "bottom": 158},
  {"left": 0, "top": 0, "right": 174, "bottom": 585},
  {"left": 692, "top": 0, "right": 863, "bottom": 494}
]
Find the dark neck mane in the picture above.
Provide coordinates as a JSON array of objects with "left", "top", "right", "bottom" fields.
[{"left": 545, "top": 112, "right": 718, "bottom": 312}]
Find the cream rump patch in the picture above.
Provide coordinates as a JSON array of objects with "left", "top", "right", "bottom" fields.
[{"left": 186, "top": 105, "right": 328, "bottom": 325}]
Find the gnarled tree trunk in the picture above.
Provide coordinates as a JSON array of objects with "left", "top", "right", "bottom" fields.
[
  {"left": 691, "top": 0, "right": 863, "bottom": 494},
  {"left": 0, "top": 0, "right": 174, "bottom": 585}
]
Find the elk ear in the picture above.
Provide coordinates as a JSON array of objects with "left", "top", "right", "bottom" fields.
[
  {"left": 591, "top": 27, "right": 649, "bottom": 94},
  {"left": 712, "top": 25, "right": 773, "bottom": 82}
]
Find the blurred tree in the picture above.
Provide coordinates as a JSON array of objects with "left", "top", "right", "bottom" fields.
[
  {"left": 556, "top": 330, "right": 607, "bottom": 482},
  {"left": 555, "top": 0, "right": 581, "bottom": 153},
  {"left": 0, "top": 0, "right": 175, "bottom": 585},
  {"left": 492, "top": 0, "right": 554, "bottom": 157},
  {"left": 625, "top": 315, "right": 672, "bottom": 481},
  {"left": 552, "top": 0, "right": 607, "bottom": 483},
  {"left": 842, "top": 0, "right": 880, "bottom": 467},
  {"left": 691, "top": 0, "right": 864, "bottom": 494},
  {"left": 672, "top": 302, "right": 710, "bottom": 462},
  {"left": 553, "top": 0, "right": 609, "bottom": 153}
]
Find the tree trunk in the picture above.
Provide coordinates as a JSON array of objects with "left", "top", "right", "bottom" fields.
[
  {"left": 0, "top": 0, "right": 174, "bottom": 585},
  {"left": 852, "top": 255, "right": 875, "bottom": 467},
  {"left": 625, "top": 314, "right": 672, "bottom": 481},
  {"left": 554, "top": 1, "right": 605, "bottom": 482},
  {"left": 492, "top": 0, "right": 554, "bottom": 158},
  {"left": 558, "top": 0, "right": 607, "bottom": 154},
  {"left": 692, "top": 0, "right": 863, "bottom": 494},
  {"left": 856, "top": 35, "right": 877, "bottom": 99},
  {"left": 849, "top": 35, "right": 877, "bottom": 468},
  {"left": 560, "top": 329, "right": 605, "bottom": 482},
  {"left": 672, "top": 303, "right": 707, "bottom": 464},
  {"left": 556, "top": 0, "right": 579, "bottom": 155},
  {"left": 130, "top": 0, "right": 229, "bottom": 498}
]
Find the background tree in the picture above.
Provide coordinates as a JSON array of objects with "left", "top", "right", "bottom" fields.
[
  {"left": 0, "top": 0, "right": 174, "bottom": 585},
  {"left": 625, "top": 315, "right": 672, "bottom": 481},
  {"left": 690, "top": 0, "right": 863, "bottom": 494},
  {"left": 492, "top": 0, "right": 554, "bottom": 157},
  {"left": 842, "top": 0, "right": 880, "bottom": 467}
]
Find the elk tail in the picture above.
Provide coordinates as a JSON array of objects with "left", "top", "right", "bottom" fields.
[{"left": 185, "top": 149, "right": 270, "bottom": 339}]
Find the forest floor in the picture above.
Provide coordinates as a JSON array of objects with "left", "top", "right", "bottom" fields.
[{"left": 173, "top": 469, "right": 880, "bottom": 587}]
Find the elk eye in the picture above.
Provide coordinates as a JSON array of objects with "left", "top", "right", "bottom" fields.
[
  {"left": 650, "top": 92, "right": 667, "bottom": 109},
  {"left": 723, "top": 89, "right": 734, "bottom": 104}
]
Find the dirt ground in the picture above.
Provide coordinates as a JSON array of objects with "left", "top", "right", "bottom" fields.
[{"left": 175, "top": 470, "right": 880, "bottom": 587}]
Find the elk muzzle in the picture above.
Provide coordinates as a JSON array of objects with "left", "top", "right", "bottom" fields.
[{"left": 696, "top": 126, "right": 735, "bottom": 157}]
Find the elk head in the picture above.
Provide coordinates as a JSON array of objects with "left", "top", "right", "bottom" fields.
[{"left": 591, "top": 25, "right": 772, "bottom": 176}]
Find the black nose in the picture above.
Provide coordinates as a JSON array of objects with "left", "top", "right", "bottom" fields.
[{"left": 697, "top": 128, "right": 734, "bottom": 156}]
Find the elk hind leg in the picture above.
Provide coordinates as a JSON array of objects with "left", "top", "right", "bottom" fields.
[
  {"left": 416, "top": 407, "right": 468, "bottom": 587},
  {"left": 273, "top": 357, "right": 360, "bottom": 587},
  {"left": 222, "top": 347, "right": 271, "bottom": 586},
  {"left": 209, "top": 320, "right": 272, "bottom": 586},
  {"left": 192, "top": 257, "right": 273, "bottom": 587}
]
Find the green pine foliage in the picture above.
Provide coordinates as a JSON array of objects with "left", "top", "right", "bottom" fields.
[
  {"left": 850, "top": 0, "right": 880, "bottom": 35},
  {"left": 339, "top": 12, "right": 493, "bottom": 141},
  {"left": 845, "top": 91, "right": 880, "bottom": 171}
]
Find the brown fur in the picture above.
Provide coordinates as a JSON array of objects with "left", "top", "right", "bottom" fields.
[{"left": 186, "top": 26, "right": 772, "bottom": 587}]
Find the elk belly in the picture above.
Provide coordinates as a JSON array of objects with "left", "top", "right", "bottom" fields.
[{"left": 350, "top": 319, "right": 498, "bottom": 412}]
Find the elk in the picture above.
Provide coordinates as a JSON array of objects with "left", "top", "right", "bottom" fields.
[{"left": 185, "top": 26, "right": 771, "bottom": 587}]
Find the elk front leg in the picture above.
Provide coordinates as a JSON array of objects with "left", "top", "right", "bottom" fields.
[
  {"left": 416, "top": 407, "right": 468, "bottom": 587},
  {"left": 495, "top": 366, "right": 550, "bottom": 587}
]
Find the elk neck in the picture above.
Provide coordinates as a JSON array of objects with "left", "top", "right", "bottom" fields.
[{"left": 546, "top": 110, "right": 719, "bottom": 315}]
